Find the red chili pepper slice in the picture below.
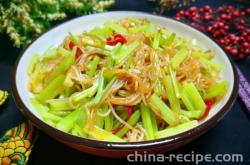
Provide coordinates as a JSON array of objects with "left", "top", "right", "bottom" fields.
[
  {"left": 112, "top": 105, "right": 133, "bottom": 134},
  {"left": 106, "top": 33, "right": 127, "bottom": 46},
  {"left": 199, "top": 98, "right": 215, "bottom": 120},
  {"left": 76, "top": 47, "right": 83, "bottom": 60},
  {"left": 69, "top": 41, "right": 75, "bottom": 50}
]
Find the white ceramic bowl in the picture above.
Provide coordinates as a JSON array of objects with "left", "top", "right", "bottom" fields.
[{"left": 12, "top": 12, "right": 238, "bottom": 157}]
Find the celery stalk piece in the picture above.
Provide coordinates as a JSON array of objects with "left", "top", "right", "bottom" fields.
[
  {"left": 69, "top": 32, "right": 79, "bottom": 45},
  {"left": 162, "top": 75, "right": 181, "bottom": 112},
  {"left": 204, "top": 81, "right": 228, "bottom": 99},
  {"left": 112, "top": 111, "right": 128, "bottom": 130},
  {"left": 169, "top": 66, "right": 181, "bottom": 98},
  {"left": 31, "top": 99, "right": 62, "bottom": 122},
  {"left": 87, "top": 56, "right": 100, "bottom": 78},
  {"left": 93, "top": 70, "right": 105, "bottom": 104},
  {"left": 201, "top": 58, "right": 222, "bottom": 71},
  {"left": 76, "top": 105, "right": 88, "bottom": 128},
  {"left": 50, "top": 111, "right": 71, "bottom": 116},
  {"left": 152, "top": 33, "right": 160, "bottom": 49},
  {"left": 63, "top": 87, "right": 74, "bottom": 97},
  {"left": 87, "top": 126, "right": 126, "bottom": 142},
  {"left": 90, "top": 26, "right": 113, "bottom": 39},
  {"left": 116, "top": 110, "right": 141, "bottom": 137},
  {"left": 124, "top": 54, "right": 133, "bottom": 70},
  {"left": 57, "top": 47, "right": 72, "bottom": 56},
  {"left": 113, "top": 40, "right": 140, "bottom": 65},
  {"left": 156, "top": 120, "right": 198, "bottom": 138},
  {"left": 180, "top": 110, "right": 203, "bottom": 119},
  {"left": 183, "top": 83, "right": 206, "bottom": 111},
  {"left": 128, "top": 17, "right": 143, "bottom": 24},
  {"left": 161, "top": 33, "right": 176, "bottom": 46},
  {"left": 36, "top": 74, "right": 66, "bottom": 103},
  {"left": 170, "top": 47, "right": 189, "bottom": 69},
  {"left": 46, "top": 51, "right": 75, "bottom": 83},
  {"left": 140, "top": 104, "right": 155, "bottom": 140},
  {"left": 27, "top": 54, "right": 39, "bottom": 75},
  {"left": 56, "top": 108, "right": 81, "bottom": 133},
  {"left": 104, "top": 106, "right": 113, "bottom": 131},
  {"left": 41, "top": 47, "right": 57, "bottom": 61},
  {"left": 106, "top": 22, "right": 127, "bottom": 34},
  {"left": 191, "top": 51, "right": 212, "bottom": 60},
  {"left": 99, "top": 77, "right": 117, "bottom": 103},
  {"left": 181, "top": 90, "right": 195, "bottom": 111},
  {"left": 71, "top": 124, "right": 88, "bottom": 138},
  {"left": 71, "top": 81, "right": 98, "bottom": 103},
  {"left": 95, "top": 112, "right": 105, "bottom": 128},
  {"left": 145, "top": 23, "right": 157, "bottom": 37},
  {"left": 47, "top": 98, "right": 72, "bottom": 111},
  {"left": 129, "top": 24, "right": 148, "bottom": 34},
  {"left": 149, "top": 94, "right": 178, "bottom": 126},
  {"left": 150, "top": 110, "right": 158, "bottom": 135}
]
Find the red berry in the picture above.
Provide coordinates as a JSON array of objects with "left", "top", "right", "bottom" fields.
[
  {"left": 239, "top": 54, "right": 246, "bottom": 59},
  {"left": 189, "top": 6, "right": 197, "bottom": 13},
  {"left": 242, "top": 42, "right": 250, "bottom": 49},
  {"left": 230, "top": 48, "right": 238, "bottom": 56}
]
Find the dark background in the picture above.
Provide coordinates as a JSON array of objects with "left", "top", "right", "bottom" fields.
[{"left": 0, "top": 0, "right": 250, "bottom": 164}]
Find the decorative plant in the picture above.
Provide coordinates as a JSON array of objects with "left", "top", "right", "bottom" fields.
[{"left": 0, "top": 0, "right": 115, "bottom": 48}]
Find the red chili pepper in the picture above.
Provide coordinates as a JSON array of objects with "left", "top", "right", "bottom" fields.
[
  {"left": 75, "top": 47, "right": 83, "bottom": 60},
  {"left": 106, "top": 34, "right": 127, "bottom": 46},
  {"left": 112, "top": 105, "right": 133, "bottom": 134},
  {"left": 199, "top": 98, "right": 215, "bottom": 120},
  {"left": 69, "top": 41, "right": 75, "bottom": 50}
]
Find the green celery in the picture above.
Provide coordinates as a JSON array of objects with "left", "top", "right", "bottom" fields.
[
  {"left": 90, "top": 26, "right": 113, "bottom": 39},
  {"left": 181, "top": 90, "right": 195, "bottom": 111},
  {"left": 63, "top": 87, "right": 74, "bottom": 97},
  {"left": 87, "top": 56, "right": 100, "bottom": 78},
  {"left": 106, "top": 22, "right": 127, "bottom": 34},
  {"left": 149, "top": 94, "right": 178, "bottom": 126},
  {"left": 162, "top": 33, "right": 176, "bottom": 46},
  {"left": 41, "top": 47, "right": 57, "bottom": 61},
  {"left": 183, "top": 83, "right": 206, "bottom": 111},
  {"left": 69, "top": 32, "right": 79, "bottom": 45},
  {"left": 170, "top": 47, "right": 189, "bottom": 69},
  {"left": 192, "top": 51, "right": 212, "bottom": 60},
  {"left": 112, "top": 111, "right": 128, "bottom": 130},
  {"left": 169, "top": 66, "right": 181, "bottom": 98},
  {"left": 93, "top": 70, "right": 105, "bottom": 104},
  {"left": 180, "top": 110, "right": 203, "bottom": 119},
  {"left": 71, "top": 81, "right": 98, "bottom": 103},
  {"left": 87, "top": 126, "right": 126, "bottom": 142},
  {"left": 145, "top": 23, "right": 156, "bottom": 37},
  {"left": 95, "top": 111, "right": 105, "bottom": 128},
  {"left": 140, "top": 104, "right": 155, "bottom": 140},
  {"left": 99, "top": 77, "right": 117, "bottom": 103},
  {"left": 162, "top": 75, "right": 181, "bottom": 112},
  {"left": 31, "top": 99, "right": 62, "bottom": 122},
  {"left": 128, "top": 17, "right": 143, "bottom": 24},
  {"left": 129, "top": 24, "right": 147, "bottom": 34},
  {"left": 156, "top": 120, "right": 198, "bottom": 138},
  {"left": 116, "top": 111, "right": 141, "bottom": 137},
  {"left": 27, "top": 54, "right": 39, "bottom": 75},
  {"left": 36, "top": 74, "right": 66, "bottom": 103},
  {"left": 71, "top": 124, "right": 88, "bottom": 138},
  {"left": 204, "top": 81, "right": 228, "bottom": 99},
  {"left": 47, "top": 98, "right": 72, "bottom": 111},
  {"left": 150, "top": 110, "right": 158, "bottom": 135},
  {"left": 50, "top": 111, "right": 71, "bottom": 117},
  {"left": 201, "top": 58, "right": 222, "bottom": 71},
  {"left": 113, "top": 40, "right": 140, "bottom": 65},
  {"left": 104, "top": 106, "right": 113, "bottom": 131},
  {"left": 56, "top": 108, "right": 81, "bottom": 132},
  {"left": 46, "top": 51, "right": 75, "bottom": 83},
  {"left": 152, "top": 33, "right": 160, "bottom": 49}
]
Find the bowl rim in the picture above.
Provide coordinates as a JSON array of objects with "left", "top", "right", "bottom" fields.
[{"left": 12, "top": 11, "right": 239, "bottom": 150}]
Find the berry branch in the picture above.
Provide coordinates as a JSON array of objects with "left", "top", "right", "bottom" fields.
[{"left": 176, "top": 5, "right": 250, "bottom": 59}]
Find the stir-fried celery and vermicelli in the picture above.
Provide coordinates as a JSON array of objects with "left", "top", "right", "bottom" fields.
[{"left": 28, "top": 18, "right": 228, "bottom": 142}]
